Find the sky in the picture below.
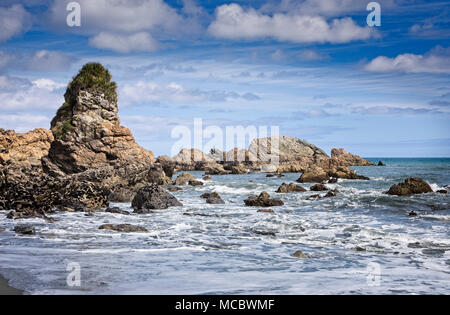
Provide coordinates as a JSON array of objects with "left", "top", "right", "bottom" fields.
[{"left": 0, "top": 0, "right": 449, "bottom": 157}]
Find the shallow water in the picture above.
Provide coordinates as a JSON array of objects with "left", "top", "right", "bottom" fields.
[{"left": 0, "top": 158, "right": 449, "bottom": 294}]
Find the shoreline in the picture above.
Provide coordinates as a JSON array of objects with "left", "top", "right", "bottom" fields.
[{"left": 0, "top": 275, "right": 23, "bottom": 295}]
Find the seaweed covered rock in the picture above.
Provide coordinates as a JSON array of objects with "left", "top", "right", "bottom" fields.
[
  {"left": 132, "top": 185, "right": 182, "bottom": 213},
  {"left": 386, "top": 178, "right": 433, "bottom": 196},
  {"left": 45, "top": 63, "right": 158, "bottom": 181}
]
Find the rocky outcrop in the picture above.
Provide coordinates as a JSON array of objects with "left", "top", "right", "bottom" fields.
[
  {"left": 132, "top": 185, "right": 182, "bottom": 213},
  {"left": 244, "top": 192, "right": 284, "bottom": 207},
  {"left": 0, "top": 128, "right": 53, "bottom": 167},
  {"left": 43, "top": 63, "right": 168, "bottom": 193},
  {"left": 276, "top": 183, "right": 306, "bottom": 193},
  {"left": 386, "top": 178, "right": 433, "bottom": 196},
  {"left": 331, "top": 148, "right": 374, "bottom": 166},
  {"left": 297, "top": 166, "right": 329, "bottom": 183},
  {"left": 156, "top": 155, "right": 175, "bottom": 179},
  {"left": 99, "top": 224, "right": 147, "bottom": 233}
]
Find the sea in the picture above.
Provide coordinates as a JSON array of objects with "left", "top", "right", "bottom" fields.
[{"left": 0, "top": 158, "right": 449, "bottom": 294}]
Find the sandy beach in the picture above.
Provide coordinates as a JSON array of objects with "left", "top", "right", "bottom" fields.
[{"left": 0, "top": 275, "right": 23, "bottom": 295}]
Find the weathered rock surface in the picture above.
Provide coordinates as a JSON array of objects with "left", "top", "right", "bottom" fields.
[
  {"left": 297, "top": 166, "right": 329, "bottom": 183},
  {"left": 331, "top": 148, "right": 374, "bottom": 166},
  {"left": 386, "top": 178, "right": 433, "bottom": 196},
  {"left": 175, "top": 173, "right": 195, "bottom": 185},
  {"left": 200, "top": 192, "right": 225, "bottom": 204},
  {"left": 132, "top": 185, "right": 182, "bottom": 213},
  {"left": 0, "top": 128, "right": 53, "bottom": 167},
  {"left": 276, "top": 183, "right": 306, "bottom": 193},
  {"left": 293, "top": 250, "right": 310, "bottom": 258},
  {"left": 244, "top": 192, "right": 284, "bottom": 207},
  {"left": 99, "top": 224, "right": 147, "bottom": 233},
  {"left": 189, "top": 180, "right": 204, "bottom": 186}
]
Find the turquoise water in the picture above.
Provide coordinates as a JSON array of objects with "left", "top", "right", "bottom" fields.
[{"left": 0, "top": 158, "right": 449, "bottom": 294}]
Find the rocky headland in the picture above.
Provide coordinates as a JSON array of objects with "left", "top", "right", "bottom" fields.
[{"left": 0, "top": 62, "right": 438, "bottom": 223}]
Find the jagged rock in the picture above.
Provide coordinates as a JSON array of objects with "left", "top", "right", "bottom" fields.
[
  {"left": 200, "top": 192, "right": 224, "bottom": 204},
  {"left": 189, "top": 180, "right": 204, "bottom": 186},
  {"left": 377, "top": 161, "right": 385, "bottom": 166},
  {"left": 293, "top": 250, "right": 310, "bottom": 258},
  {"left": 105, "top": 207, "right": 130, "bottom": 215},
  {"left": 409, "top": 211, "right": 418, "bottom": 217},
  {"left": 14, "top": 225, "right": 35, "bottom": 235},
  {"left": 108, "top": 188, "right": 134, "bottom": 202},
  {"left": 276, "top": 183, "right": 306, "bottom": 193},
  {"left": 156, "top": 155, "right": 175, "bottom": 179},
  {"left": 175, "top": 173, "right": 195, "bottom": 185},
  {"left": 0, "top": 128, "right": 53, "bottom": 167},
  {"left": 331, "top": 148, "right": 374, "bottom": 166},
  {"left": 297, "top": 166, "right": 329, "bottom": 183},
  {"left": 386, "top": 178, "right": 433, "bottom": 196},
  {"left": 99, "top": 224, "right": 147, "bottom": 233},
  {"left": 437, "top": 190, "right": 447, "bottom": 194},
  {"left": 204, "top": 163, "right": 230, "bottom": 175},
  {"left": 310, "top": 184, "right": 329, "bottom": 191},
  {"left": 208, "top": 148, "right": 226, "bottom": 162},
  {"left": 43, "top": 63, "right": 161, "bottom": 192},
  {"left": 132, "top": 185, "right": 182, "bottom": 213},
  {"left": 231, "top": 164, "right": 247, "bottom": 174},
  {"left": 225, "top": 148, "right": 256, "bottom": 163},
  {"left": 173, "top": 149, "right": 214, "bottom": 172},
  {"left": 244, "top": 192, "right": 284, "bottom": 207},
  {"left": 328, "top": 178, "right": 338, "bottom": 184}
]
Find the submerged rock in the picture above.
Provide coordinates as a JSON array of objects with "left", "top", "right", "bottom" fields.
[
  {"left": 377, "top": 161, "right": 385, "bottom": 166},
  {"left": 99, "top": 224, "right": 147, "bottom": 233},
  {"left": 257, "top": 209, "right": 275, "bottom": 214},
  {"left": 276, "top": 183, "right": 306, "bottom": 193},
  {"left": 324, "top": 190, "right": 339, "bottom": 198},
  {"left": 386, "top": 178, "right": 433, "bottom": 196},
  {"left": 292, "top": 250, "right": 310, "bottom": 258},
  {"left": 14, "top": 225, "right": 35, "bottom": 235},
  {"left": 202, "top": 175, "right": 211, "bottom": 181},
  {"left": 188, "top": 180, "right": 204, "bottom": 186},
  {"left": 244, "top": 192, "right": 284, "bottom": 207},
  {"left": 132, "top": 185, "right": 182, "bottom": 213},
  {"left": 105, "top": 207, "right": 130, "bottom": 215},
  {"left": 328, "top": 177, "right": 338, "bottom": 184},
  {"left": 437, "top": 190, "right": 447, "bottom": 194}
]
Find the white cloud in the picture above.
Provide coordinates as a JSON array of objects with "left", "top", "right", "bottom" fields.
[
  {"left": 32, "top": 78, "right": 66, "bottom": 91},
  {"left": 364, "top": 46, "right": 450, "bottom": 74},
  {"left": 89, "top": 32, "right": 160, "bottom": 53},
  {"left": 49, "top": 0, "right": 202, "bottom": 52},
  {"left": 208, "top": 4, "right": 376, "bottom": 44},
  {"left": 27, "top": 50, "right": 75, "bottom": 71},
  {"left": 0, "top": 5, "right": 32, "bottom": 42},
  {"left": 120, "top": 81, "right": 260, "bottom": 105},
  {"left": 298, "top": 49, "right": 329, "bottom": 61},
  {"left": 0, "top": 76, "right": 63, "bottom": 111}
]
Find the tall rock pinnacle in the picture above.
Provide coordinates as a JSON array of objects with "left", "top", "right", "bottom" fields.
[{"left": 47, "top": 63, "right": 155, "bottom": 174}]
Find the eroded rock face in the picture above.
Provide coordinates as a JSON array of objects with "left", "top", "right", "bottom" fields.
[
  {"left": 244, "top": 192, "right": 284, "bottom": 207},
  {"left": 386, "top": 178, "right": 433, "bottom": 196},
  {"left": 276, "top": 183, "right": 306, "bottom": 193},
  {"left": 132, "top": 184, "right": 182, "bottom": 213},
  {"left": 0, "top": 128, "right": 53, "bottom": 167},
  {"left": 331, "top": 148, "right": 374, "bottom": 166}
]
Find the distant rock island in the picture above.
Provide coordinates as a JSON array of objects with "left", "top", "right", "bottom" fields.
[{"left": 0, "top": 63, "right": 386, "bottom": 220}]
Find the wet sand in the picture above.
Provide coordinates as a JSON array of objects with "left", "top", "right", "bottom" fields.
[{"left": 0, "top": 275, "right": 23, "bottom": 295}]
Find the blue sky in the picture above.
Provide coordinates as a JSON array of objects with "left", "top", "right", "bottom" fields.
[{"left": 0, "top": 0, "right": 449, "bottom": 157}]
